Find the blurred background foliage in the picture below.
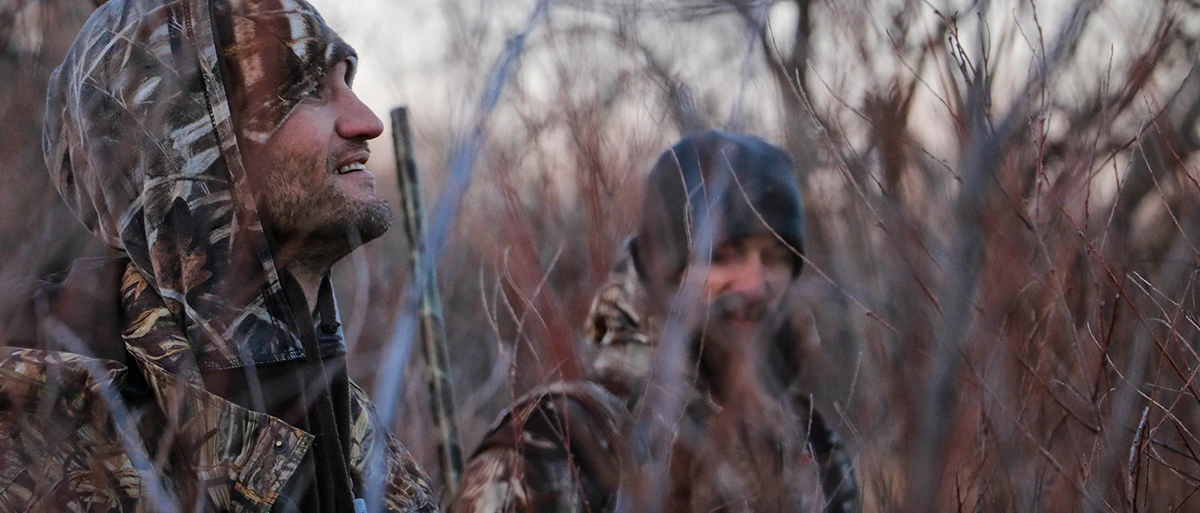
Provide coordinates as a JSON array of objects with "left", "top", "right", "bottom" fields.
[{"left": 4, "top": 0, "right": 1200, "bottom": 511}]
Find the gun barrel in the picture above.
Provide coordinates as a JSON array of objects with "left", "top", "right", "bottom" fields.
[{"left": 391, "top": 106, "right": 464, "bottom": 494}]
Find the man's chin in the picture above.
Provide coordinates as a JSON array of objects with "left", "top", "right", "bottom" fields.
[
  {"left": 726, "top": 318, "right": 761, "bottom": 334},
  {"left": 349, "top": 197, "right": 393, "bottom": 246},
  {"left": 715, "top": 322, "right": 765, "bottom": 351},
  {"left": 306, "top": 197, "right": 393, "bottom": 249}
]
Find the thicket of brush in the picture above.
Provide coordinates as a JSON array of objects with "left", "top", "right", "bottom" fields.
[{"left": 4, "top": 0, "right": 1200, "bottom": 511}]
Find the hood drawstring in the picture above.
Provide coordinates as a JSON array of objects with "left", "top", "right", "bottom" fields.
[{"left": 281, "top": 271, "right": 357, "bottom": 512}]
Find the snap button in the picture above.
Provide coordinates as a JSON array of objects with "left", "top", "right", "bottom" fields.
[{"left": 274, "top": 439, "right": 288, "bottom": 453}]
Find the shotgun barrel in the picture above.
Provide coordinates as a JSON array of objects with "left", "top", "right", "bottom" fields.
[{"left": 390, "top": 106, "right": 464, "bottom": 494}]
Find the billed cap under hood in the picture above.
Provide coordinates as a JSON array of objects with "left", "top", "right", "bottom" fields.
[
  {"left": 632, "top": 130, "right": 806, "bottom": 286},
  {"left": 43, "top": 0, "right": 355, "bottom": 370}
]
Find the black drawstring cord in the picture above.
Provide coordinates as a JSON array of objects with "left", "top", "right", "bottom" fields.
[{"left": 280, "top": 271, "right": 357, "bottom": 512}]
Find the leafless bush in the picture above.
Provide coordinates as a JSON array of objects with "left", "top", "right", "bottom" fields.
[{"left": 5, "top": 0, "right": 1200, "bottom": 510}]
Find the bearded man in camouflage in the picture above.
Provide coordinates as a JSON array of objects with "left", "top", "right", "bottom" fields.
[
  {"left": 451, "top": 130, "right": 860, "bottom": 513},
  {"left": 0, "top": 0, "right": 437, "bottom": 511}
]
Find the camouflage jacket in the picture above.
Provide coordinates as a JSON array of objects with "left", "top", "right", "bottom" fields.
[
  {"left": 0, "top": 261, "right": 438, "bottom": 512},
  {"left": 451, "top": 382, "right": 630, "bottom": 513},
  {"left": 1, "top": 0, "right": 440, "bottom": 510},
  {"left": 451, "top": 242, "right": 859, "bottom": 513}
]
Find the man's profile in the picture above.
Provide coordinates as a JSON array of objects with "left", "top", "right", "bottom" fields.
[{"left": 0, "top": 0, "right": 437, "bottom": 511}]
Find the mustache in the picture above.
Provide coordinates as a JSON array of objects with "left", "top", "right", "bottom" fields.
[
  {"left": 710, "top": 291, "right": 768, "bottom": 324},
  {"left": 325, "top": 141, "right": 372, "bottom": 171}
]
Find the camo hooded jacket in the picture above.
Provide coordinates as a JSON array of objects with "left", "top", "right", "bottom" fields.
[
  {"left": 452, "top": 241, "right": 859, "bottom": 513},
  {"left": 0, "top": 0, "right": 436, "bottom": 511}
]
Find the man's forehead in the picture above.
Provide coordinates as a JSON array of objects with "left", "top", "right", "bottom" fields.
[
  {"left": 215, "top": 0, "right": 356, "bottom": 142},
  {"left": 719, "top": 233, "right": 788, "bottom": 251}
]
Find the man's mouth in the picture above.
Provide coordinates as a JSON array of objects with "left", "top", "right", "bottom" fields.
[
  {"left": 336, "top": 161, "right": 367, "bottom": 174},
  {"left": 713, "top": 293, "right": 766, "bottom": 324},
  {"left": 721, "top": 314, "right": 763, "bottom": 337}
]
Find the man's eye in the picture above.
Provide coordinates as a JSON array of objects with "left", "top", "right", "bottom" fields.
[
  {"left": 305, "top": 82, "right": 326, "bottom": 100},
  {"left": 712, "top": 247, "right": 738, "bottom": 265},
  {"left": 762, "top": 247, "right": 791, "bottom": 268}
]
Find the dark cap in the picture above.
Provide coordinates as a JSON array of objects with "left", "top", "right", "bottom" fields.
[{"left": 631, "top": 130, "right": 805, "bottom": 288}]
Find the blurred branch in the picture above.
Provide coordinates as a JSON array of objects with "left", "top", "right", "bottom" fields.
[
  {"left": 612, "top": 22, "right": 706, "bottom": 132},
  {"left": 369, "top": 0, "right": 562, "bottom": 500},
  {"left": 760, "top": 0, "right": 822, "bottom": 179},
  {"left": 0, "top": 0, "right": 23, "bottom": 53},
  {"left": 911, "top": 0, "right": 1105, "bottom": 511}
]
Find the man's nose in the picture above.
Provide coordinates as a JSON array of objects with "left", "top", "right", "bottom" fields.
[
  {"left": 336, "top": 91, "right": 385, "bottom": 141},
  {"left": 728, "top": 254, "right": 768, "bottom": 300}
]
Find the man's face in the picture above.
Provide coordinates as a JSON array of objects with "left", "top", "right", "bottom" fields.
[
  {"left": 239, "top": 60, "right": 391, "bottom": 253},
  {"left": 695, "top": 233, "right": 794, "bottom": 338}
]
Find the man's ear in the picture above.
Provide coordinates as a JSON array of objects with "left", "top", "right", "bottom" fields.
[
  {"left": 630, "top": 235, "right": 668, "bottom": 307},
  {"left": 631, "top": 234, "right": 686, "bottom": 312},
  {"left": 630, "top": 235, "right": 648, "bottom": 284}
]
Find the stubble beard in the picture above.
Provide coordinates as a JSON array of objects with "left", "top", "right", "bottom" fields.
[
  {"left": 261, "top": 144, "right": 394, "bottom": 263},
  {"left": 692, "top": 291, "right": 788, "bottom": 395},
  {"left": 700, "top": 291, "right": 774, "bottom": 347}
]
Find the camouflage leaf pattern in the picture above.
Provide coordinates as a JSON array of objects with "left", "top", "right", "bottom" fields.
[
  {"left": 0, "top": 262, "right": 438, "bottom": 512},
  {"left": 42, "top": 0, "right": 351, "bottom": 371},
  {"left": 3, "top": 0, "right": 440, "bottom": 508},
  {"left": 451, "top": 382, "right": 630, "bottom": 513}
]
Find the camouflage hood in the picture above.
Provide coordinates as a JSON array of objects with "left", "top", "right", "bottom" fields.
[{"left": 43, "top": 0, "right": 355, "bottom": 371}]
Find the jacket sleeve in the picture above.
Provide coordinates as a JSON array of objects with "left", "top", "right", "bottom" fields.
[
  {"left": 451, "top": 382, "right": 631, "bottom": 513},
  {"left": 346, "top": 382, "right": 440, "bottom": 513},
  {"left": 0, "top": 348, "right": 141, "bottom": 513},
  {"left": 450, "top": 446, "right": 529, "bottom": 513}
]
